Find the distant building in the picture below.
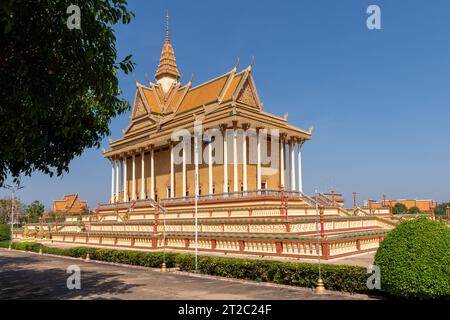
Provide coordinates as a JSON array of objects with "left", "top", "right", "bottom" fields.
[
  {"left": 369, "top": 199, "right": 436, "bottom": 211},
  {"left": 52, "top": 194, "right": 88, "bottom": 214}
]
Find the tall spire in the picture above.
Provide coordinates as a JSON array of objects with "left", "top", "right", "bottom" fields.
[
  {"left": 155, "top": 11, "right": 180, "bottom": 90},
  {"left": 165, "top": 10, "right": 170, "bottom": 40}
]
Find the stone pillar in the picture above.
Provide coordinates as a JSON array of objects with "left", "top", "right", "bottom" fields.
[
  {"left": 170, "top": 142, "right": 174, "bottom": 198},
  {"left": 242, "top": 129, "right": 247, "bottom": 192},
  {"left": 319, "top": 205, "right": 325, "bottom": 239},
  {"left": 208, "top": 136, "right": 213, "bottom": 194},
  {"left": 110, "top": 159, "right": 115, "bottom": 203},
  {"left": 280, "top": 136, "right": 285, "bottom": 190},
  {"left": 123, "top": 156, "right": 127, "bottom": 202},
  {"left": 140, "top": 151, "right": 145, "bottom": 199},
  {"left": 182, "top": 139, "right": 187, "bottom": 197},
  {"left": 289, "top": 139, "right": 296, "bottom": 191},
  {"left": 115, "top": 159, "right": 120, "bottom": 202},
  {"left": 297, "top": 140, "right": 302, "bottom": 193},
  {"left": 257, "top": 128, "right": 261, "bottom": 192},
  {"left": 132, "top": 154, "right": 136, "bottom": 200},
  {"left": 223, "top": 128, "right": 228, "bottom": 193},
  {"left": 233, "top": 126, "right": 238, "bottom": 192},
  {"left": 150, "top": 146, "right": 155, "bottom": 199}
]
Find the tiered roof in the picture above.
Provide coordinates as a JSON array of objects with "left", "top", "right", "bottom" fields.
[
  {"left": 52, "top": 194, "right": 88, "bottom": 213},
  {"left": 104, "top": 15, "right": 312, "bottom": 157}
]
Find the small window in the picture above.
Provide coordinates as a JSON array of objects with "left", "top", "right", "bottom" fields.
[{"left": 166, "top": 187, "right": 171, "bottom": 198}]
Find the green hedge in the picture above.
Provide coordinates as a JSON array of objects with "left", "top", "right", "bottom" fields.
[
  {"left": 2, "top": 241, "right": 375, "bottom": 294},
  {"left": 374, "top": 218, "right": 450, "bottom": 299},
  {"left": 0, "top": 224, "right": 10, "bottom": 241}
]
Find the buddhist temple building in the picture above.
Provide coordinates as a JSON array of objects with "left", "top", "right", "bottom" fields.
[
  {"left": 102, "top": 14, "right": 312, "bottom": 203},
  {"left": 14, "top": 16, "right": 400, "bottom": 260},
  {"left": 369, "top": 199, "right": 437, "bottom": 212},
  {"left": 52, "top": 194, "right": 88, "bottom": 214}
]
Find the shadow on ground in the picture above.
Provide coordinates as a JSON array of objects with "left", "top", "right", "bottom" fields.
[{"left": 0, "top": 254, "right": 142, "bottom": 299}]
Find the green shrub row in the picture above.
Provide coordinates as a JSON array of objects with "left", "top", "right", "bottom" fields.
[
  {"left": 0, "top": 224, "right": 10, "bottom": 241},
  {"left": 1, "top": 241, "right": 374, "bottom": 294}
]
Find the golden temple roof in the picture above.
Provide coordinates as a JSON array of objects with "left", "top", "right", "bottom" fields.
[
  {"left": 154, "top": 13, "right": 180, "bottom": 80},
  {"left": 52, "top": 194, "right": 88, "bottom": 213}
]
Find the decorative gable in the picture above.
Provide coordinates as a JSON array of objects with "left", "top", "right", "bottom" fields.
[
  {"left": 131, "top": 92, "right": 148, "bottom": 120},
  {"left": 237, "top": 79, "right": 260, "bottom": 108}
]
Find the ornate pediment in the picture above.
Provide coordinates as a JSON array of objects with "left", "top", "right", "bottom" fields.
[
  {"left": 236, "top": 78, "right": 260, "bottom": 109},
  {"left": 131, "top": 91, "right": 148, "bottom": 120}
]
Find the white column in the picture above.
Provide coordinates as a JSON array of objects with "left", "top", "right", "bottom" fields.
[
  {"left": 123, "top": 156, "right": 127, "bottom": 202},
  {"left": 182, "top": 139, "right": 187, "bottom": 197},
  {"left": 280, "top": 138, "right": 285, "bottom": 189},
  {"left": 132, "top": 154, "right": 136, "bottom": 200},
  {"left": 289, "top": 139, "right": 296, "bottom": 191},
  {"left": 140, "top": 151, "right": 145, "bottom": 199},
  {"left": 257, "top": 129, "right": 261, "bottom": 192},
  {"left": 242, "top": 130, "right": 247, "bottom": 192},
  {"left": 233, "top": 128, "right": 238, "bottom": 192},
  {"left": 150, "top": 147, "right": 155, "bottom": 199},
  {"left": 297, "top": 141, "right": 303, "bottom": 193},
  {"left": 208, "top": 138, "right": 213, "bottom": 194},
  {"left": 115, "top": 160, "right": 120, "bottom": 202},
  {"left": 170, "top": 142, "right": 174, "bottom": 198},
  {"left": 223, "top": 129, "right": 228, "bottom": 193},
  {"left": 111, "top": 159, "right": 115, "bottom": 203}
]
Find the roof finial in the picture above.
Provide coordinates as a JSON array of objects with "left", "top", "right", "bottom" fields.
[{"left": 166, "top": 10, "right": 170, "bottom": 40}]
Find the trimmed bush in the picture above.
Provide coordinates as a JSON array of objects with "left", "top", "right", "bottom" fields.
[
  {"left": 2, "top": 241, "right": 374, "bottom": 294},
  {"left": 0, "top": 224, "right": 10, "bottom": 241},
  {"left": 197, "top": 256, "right": 369, "bottom": 293},
  {"left": 374, "top": 217, "right": 450, "bottom": 299}
]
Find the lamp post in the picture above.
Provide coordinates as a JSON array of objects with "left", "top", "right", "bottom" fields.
[
  {"left": 3, "top": 184, "right": 24, "bottom": 250},
  {"left": 314, "top": 188, "right": 325, "bottom": 294},
  {"left": 194, "top": 124, "right": 200, "bottom": 272}
]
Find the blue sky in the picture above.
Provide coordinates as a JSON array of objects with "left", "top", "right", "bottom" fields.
[{"left": 2, "top": 0, "right": 450, "bottom": 209}]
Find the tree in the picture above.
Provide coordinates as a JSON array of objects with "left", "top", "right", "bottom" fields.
[
  {"left": 0, "top": 0, "right": 135, "bottom": 185},
  {"left": 434, "top": 202, "right": 450, "bottom": 216},
  {"left": 407, "top": 206, "right": 421, "bottom": 215},
  {"left": 46, "top": 211, "right": 66, "bottom": 223},
  {"left": 0, "top": 197, "right": 24, "bottom": 224},
  {"left": 24, "top": 200, "right": 45, "bottom": 223},
  {"left": 391, "top": 203, "right": 407, "bottom": 215}
]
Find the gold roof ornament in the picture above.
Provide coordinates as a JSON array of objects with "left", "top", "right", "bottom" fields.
[{"left": 155, "top": 11, "right": 180, "bottom": 81}]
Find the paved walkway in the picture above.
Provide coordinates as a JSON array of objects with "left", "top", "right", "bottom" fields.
[{"left": 0, "top": 249, "right": 375, "bottom": 300}]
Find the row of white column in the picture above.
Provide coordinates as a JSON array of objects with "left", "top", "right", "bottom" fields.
[
  {"left": 110, "top": 149, "right": 155, "bottom": 203},
  {"left": 110, "top": 133, "right": 303, "bottom": 203}
]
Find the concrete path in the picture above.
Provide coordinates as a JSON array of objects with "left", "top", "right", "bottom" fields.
[{"left": 0, "top": 249, "right": 375, "bottom": 300}]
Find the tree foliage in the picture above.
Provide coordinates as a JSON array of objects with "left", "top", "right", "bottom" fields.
[
  {"left": 0, "top": 197, "right": 24, "bottom": 224},
  {"left": 23, "top": 200, "right": 45, "bottom": 223},
  {"left": 0, "top": 0, "right": 135, "bottom": 185},
  {"left": 391, "top": 203, "right": 408, "bottom": 215},
  {"left": 434, "top": 202, "right": 450, "bottom": 216},
  {"left": 407, "top": 206, "right": 421, "bottom": 215}
]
